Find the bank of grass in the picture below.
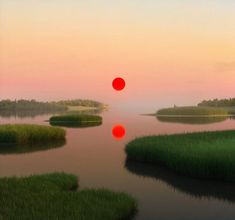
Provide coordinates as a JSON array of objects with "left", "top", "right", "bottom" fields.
[
  {"left": 126, "top": 130, "right": 235, "bottom": 182},
  {"left": 50, "top": 114, "right": 102, "bottom": 127},
  {"left": 0, "top": 124, "right": 65, "bottom": 144},
  {"left": 0, "top": 173, "right": 136, "bottom": 220},
  {"left": 157, "top": 106, "right": 229, "bottom": 116}
]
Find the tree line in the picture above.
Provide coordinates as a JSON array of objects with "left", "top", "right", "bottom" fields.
[
  {"left": 0, "top": 99, "right": 105, "bottom": 111},
  {"left": 198, "top": 98, "right": 235, "bottom": 107}
]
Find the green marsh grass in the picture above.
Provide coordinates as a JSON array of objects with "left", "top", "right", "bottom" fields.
[
  {"left": 0, "top": 173, "right": 137, "bottom": 220},
  {"left": 50, "top": 114, "right": 102, "bottom": 128},
  {"left": 126, "top": 130, "right": 235, "bottom": 182},
  {"left": 0, "top": 124, "right": 65, "bottom": 144},
  {"left": 157, "top": 106, "right": 229, "bottom": 116},
  {"left": 156, "top": 116, "right": 227, "bottom": 124}
]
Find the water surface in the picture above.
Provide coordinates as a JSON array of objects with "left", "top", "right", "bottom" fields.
[{"left": 1, "top": 109, "right": 235, "bottom": 220}]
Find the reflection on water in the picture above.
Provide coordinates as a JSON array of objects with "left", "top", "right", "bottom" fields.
[
  {"left": 125, "top": 160, "right": 235, "bottom": 203},
  {"left": 112, "top": 124, "right": 126, "bottom": 140},
  {"left": 156, "top": 116, "right": 229, "bottom": 124},
  {"left": 0, "top": 140, "right": 66, "bottom": 155}
]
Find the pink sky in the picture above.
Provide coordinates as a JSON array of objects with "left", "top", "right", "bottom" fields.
[{"left": 0, "top": 1, "right": 235, "bottom": 112}]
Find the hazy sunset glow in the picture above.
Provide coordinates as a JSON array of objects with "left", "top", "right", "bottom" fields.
[{"left": 1, "top": 0, "right": 235, "bottom": 111}]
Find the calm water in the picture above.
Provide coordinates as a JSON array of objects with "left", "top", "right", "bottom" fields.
[{"left": 1, "top": 109, "right": 235, "bottom": 220}]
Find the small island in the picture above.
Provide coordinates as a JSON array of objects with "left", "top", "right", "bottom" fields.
[
  {"left": 0, "top": 172, "right": 137, "bottom": 220},
  {"left": 49, "top": 114, "right": 102, "bottom": 128},
  {"left": 157, "top": 106, "right": 230, "bottom": 116},
  {"left": 156, "top": 98, "right": 235, "bottom": 117}
]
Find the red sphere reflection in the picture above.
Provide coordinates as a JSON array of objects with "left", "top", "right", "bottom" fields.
[
  {"left": 112, "top": 77, "right": 126, "bottom": 91},
  {"left": 112, "top": 125, "right": 126, "bottom": 140}
]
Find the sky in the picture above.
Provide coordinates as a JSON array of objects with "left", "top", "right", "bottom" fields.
[{"left": 0, "top": 0, "right": 235, "bottom": 112}]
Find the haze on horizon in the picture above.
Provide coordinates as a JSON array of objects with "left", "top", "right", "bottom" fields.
[{"left": 0, "top": 0, "right": 235, "bottom": 112}]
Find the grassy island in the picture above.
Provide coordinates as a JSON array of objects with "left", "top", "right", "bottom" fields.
[
  {"left": 50, "top": 114, "right": 102, "bottom": 128},
  {"left": 157, "top": 106, "right": 229, "bottom": 116},
  {"left": 0, "top": 124, "right": 65, "bottom": 144},
  {"left": 126, "top": 130, "right": 235, "bottom": 182},
  {"left": 156, "top": 98, "right": 235, "bottom": 117},
  {"left": 0, "top": 172, "right": 137, "bottom": 220}
]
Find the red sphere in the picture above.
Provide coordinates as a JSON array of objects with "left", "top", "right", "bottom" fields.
[
  {"left": 112, "top": 125, "right": 126, "bottom": 139},
  {"left": 112, "top": 77, "right": 126, "bottom": 91}
]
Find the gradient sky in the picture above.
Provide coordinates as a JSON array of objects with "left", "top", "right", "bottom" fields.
[{"left": 0, "top": 0, "right": 235, "bottom": 112}]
